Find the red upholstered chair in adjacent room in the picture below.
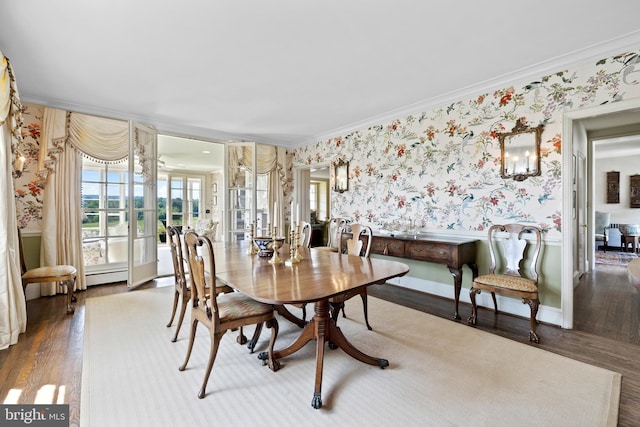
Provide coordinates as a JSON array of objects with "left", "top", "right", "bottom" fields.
[
  {"left": 467, "top": 223, "right": 542, "bottom": 343},
  {"left": 18, "top": 228, "right": 77, "bottom": 314},
  {"left": 179, "top": 231, "right": 279, "bottom": 399}
]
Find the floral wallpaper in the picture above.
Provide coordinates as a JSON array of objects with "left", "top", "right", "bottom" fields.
[
  {"left": 291, "top": 50, "right": 640, "bottom": 240},
  {"left": 14, "top": 103, "right": 44, "bottom": 231},
  {"left": 13, "top": 50, "right": 640, "bottom": 240}
]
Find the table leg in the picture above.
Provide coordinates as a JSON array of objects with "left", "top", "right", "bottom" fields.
[
  {"left": 447, "top": 263, "right": 477, "bottom": 321},
  {"left": 448, "top": 267, "right": 463, "bottom": 320},
  {"left": 260, "top": 298, "right": 388, "bottom": 409}
]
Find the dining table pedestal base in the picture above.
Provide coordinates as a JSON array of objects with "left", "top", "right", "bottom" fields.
[{"left": 259, "top": 297, "right": 388, "bottom": 409}]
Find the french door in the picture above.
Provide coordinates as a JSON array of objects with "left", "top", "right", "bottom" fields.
[{"left": 128, "top": 122, "right": 158, "bottom": 288}]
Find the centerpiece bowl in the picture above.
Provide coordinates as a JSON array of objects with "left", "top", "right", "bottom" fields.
[{"left": 253, "top": 236, "right": 285, "bottom": 257}]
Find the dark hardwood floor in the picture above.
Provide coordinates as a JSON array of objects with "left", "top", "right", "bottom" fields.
[{"left": 1, "top": 264, "right": 639, "bottom": 426}]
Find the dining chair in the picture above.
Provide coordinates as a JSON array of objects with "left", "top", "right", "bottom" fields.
[
  {"left": 329, "top": 224, "right": 374, "bottom": 330},
  {"left": 166, "top": 226, "right": 257, "bottom": 345},
  {"left": 467, "top": 223, "right": 542, "bottom": 343},
  {"left": 18, "top": 228, "right": 77, "bottom": 314},
  {"left": 166, "top": 226, "right": 228, "bottom": 342},
  {"left": 315, "top": 217, "right": 349, "bottom": 252},
  {"left": 179, "top": 230, "right": 279, "bottom": 399},
  {"left": 299, "top": 221, "right": 312, "bottom": 248}
]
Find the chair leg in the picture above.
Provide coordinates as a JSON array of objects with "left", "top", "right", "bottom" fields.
[
  {"left": 179, "top": 318, "right": 199, "bottom": 372},
  {"left": 236, "top": 327, "right": 248, "bottom": 345},
  {"left": 360, "top": 291, "right": 372, "bottom": 331},
  {"left": 467, "top": 287, "right": 480, "bottom": 325},
  {"left": 329, "top": 301, "right": 342, "bottom": 326},
  {"left": 171, "top": 296, "right": 188, "bottom": 343},
  {"left": 302, "top": 303, "right": 307, "bottom": 321},
  {"left": 167, "top": 289, "right": 180, "bottom": 327},
  {"left": 262, "top": 317, "right": 280, "bottom": 372},
  {"left": 524, "top": 298, "right": 540, "bottom": 343},
  {"left": 247, "top": 322, "right": 263, "bottom": 353},
  {"left": 65, "top": 279, "right": 76, "bottom": 314},
  {"left": 491, "top": 292, "right": 498, "bottom": 313},
  {"left": 198, "top": 330, "right": 223, "bottom": 399}
]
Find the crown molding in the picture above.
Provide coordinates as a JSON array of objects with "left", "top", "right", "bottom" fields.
[{"left": 304, "top": 30, "right": 640, "bottom": 147}]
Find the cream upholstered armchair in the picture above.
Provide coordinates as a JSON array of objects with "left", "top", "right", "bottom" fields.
[{"left": 195, "top": 218, "right": 218, "bottom": 241}]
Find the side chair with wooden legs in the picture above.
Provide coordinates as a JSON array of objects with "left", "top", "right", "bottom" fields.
[
  {"left": 467, "top": 223, "right": 542, "bottom": 343},
  {"left": 329, "top": 224, "right": 374, "bottom": 330},
  {"left": 179, "top": 231, "right": 279, "bottom": 399},
  {"left": 166, "top": 226, "right": 258, "bottom": 348},
  {"left": 18, "top": 228, "right": 77, "bottom": 314}
]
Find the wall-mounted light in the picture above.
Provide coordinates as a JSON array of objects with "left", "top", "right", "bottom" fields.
[{"left": 14, "top": 151, "right": 25, "bottom": 177}]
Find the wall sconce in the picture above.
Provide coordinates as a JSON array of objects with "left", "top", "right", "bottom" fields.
[
  {"left": 14, "top": 151, "right": 25, "bottom": 177},
  {"left": 499, "top": 119, "right": 544, "bottom": 181},
  {"left": 333, "top": 159, "right": 349, "bottom": 193}
]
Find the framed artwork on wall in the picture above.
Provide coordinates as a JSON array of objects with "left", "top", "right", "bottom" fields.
[
  {"left": 630, "top": 174, "right": 640, "bottom": 208},
  {"left": 606, "top": 171, "right": 620, "bottom": 204}
]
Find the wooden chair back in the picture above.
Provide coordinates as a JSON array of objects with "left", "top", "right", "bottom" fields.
[
  {"left": 167, "top": 226, "right": 188, "bottom": 292},
  {"left": 299, "top": 221, "right": 312, "bottom": 248},
  {"left": 183, "top": 230, "right": 218, "bottom": 318},
  {"left": 486, "top": 223, "right": 541, "bottom": 282},
  {"left": 342, "top": 224, "right": 373, "bottom": 258}
]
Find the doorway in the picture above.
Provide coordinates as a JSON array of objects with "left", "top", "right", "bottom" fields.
[
  {"left": 564, "top": 98, "right": 640, "bottom": 335},
  {"left": 294, "top": 164, "right": 331, "bottom": 246},
  {"left": 156, "top": 135, "right": 225, "bottom": 276}
]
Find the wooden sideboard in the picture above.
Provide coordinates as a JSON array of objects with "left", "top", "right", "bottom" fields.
[{"left": 341, "top": 232, "right": 478, "bottom": 320}]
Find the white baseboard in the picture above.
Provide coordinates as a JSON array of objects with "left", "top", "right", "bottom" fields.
[
  {"left": 85, "top": 270, "right": 128, "bottom": 286},
  {"left": 386, "top": 275, "right": 563, "bottom": 327}
]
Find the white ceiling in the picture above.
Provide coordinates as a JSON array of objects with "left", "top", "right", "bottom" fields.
[{"left": 2, "top": 1, "right": 640, "bottom": 150}]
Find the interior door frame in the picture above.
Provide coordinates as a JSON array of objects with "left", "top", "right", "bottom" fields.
[
  {"left": 293, "top": 162, "right": 331, "bottom": 225},
  {"left": 562, "top": 97, "right": 640, "bottom": 328}
]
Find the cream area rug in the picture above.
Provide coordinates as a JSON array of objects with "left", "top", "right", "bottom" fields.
[{"left": 81, "top": 286, "right": 620, "bottom": 427}]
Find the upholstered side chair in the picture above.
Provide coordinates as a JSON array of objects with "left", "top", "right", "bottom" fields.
[
  {"left": 179, "top": 231, "right": 279, "bottom": 399},
  {"left": 19, "top": 228, "right": 77, "bottom": 314},
  {"left": 467, "top": 223, "right": 542, "bottom": 343}
]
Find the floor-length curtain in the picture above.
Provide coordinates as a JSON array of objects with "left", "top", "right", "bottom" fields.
[
  {"left": 41, "top": 147, "right": 85, "bottom": 294},
  {"left": 298, "top": 169, "right": 311, "bottom": 223},
  {"left": 40, "top": 109, "right": 86, "bottom": 294},
  {"left": 0, "top": 51, "right": 27, "bottom": 349}
]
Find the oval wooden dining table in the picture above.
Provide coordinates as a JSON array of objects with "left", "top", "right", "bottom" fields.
[{"left": 212, "top": 241, "right": 410, "bottom": 409}]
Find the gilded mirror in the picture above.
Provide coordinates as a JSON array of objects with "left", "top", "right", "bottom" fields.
[
  {"left": 499, "top": 119, "right": 544, "bottom": 181},
  {"left": 333, "top": 159, "right": 349, "bottom": 193}
]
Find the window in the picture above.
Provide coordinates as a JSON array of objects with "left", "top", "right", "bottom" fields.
[
  {"left": 309, "top": 182, "right": 318, "bottom": 212},
  {"left": 81, "top": 158, "right": 128, "bottom": 270},
  {"left": 163, "top": 174, "right": 204, "bottom": 230}
]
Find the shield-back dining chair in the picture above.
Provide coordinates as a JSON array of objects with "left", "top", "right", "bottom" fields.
[
  {"left": 329, "top": 223, "right": 374, "bottom": 330},
  {"left": 467, "top": 223, "right": 542, "bottom": 342},
  {"left": 179, "top": 230, "right": 279, "bottom": 399}
]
